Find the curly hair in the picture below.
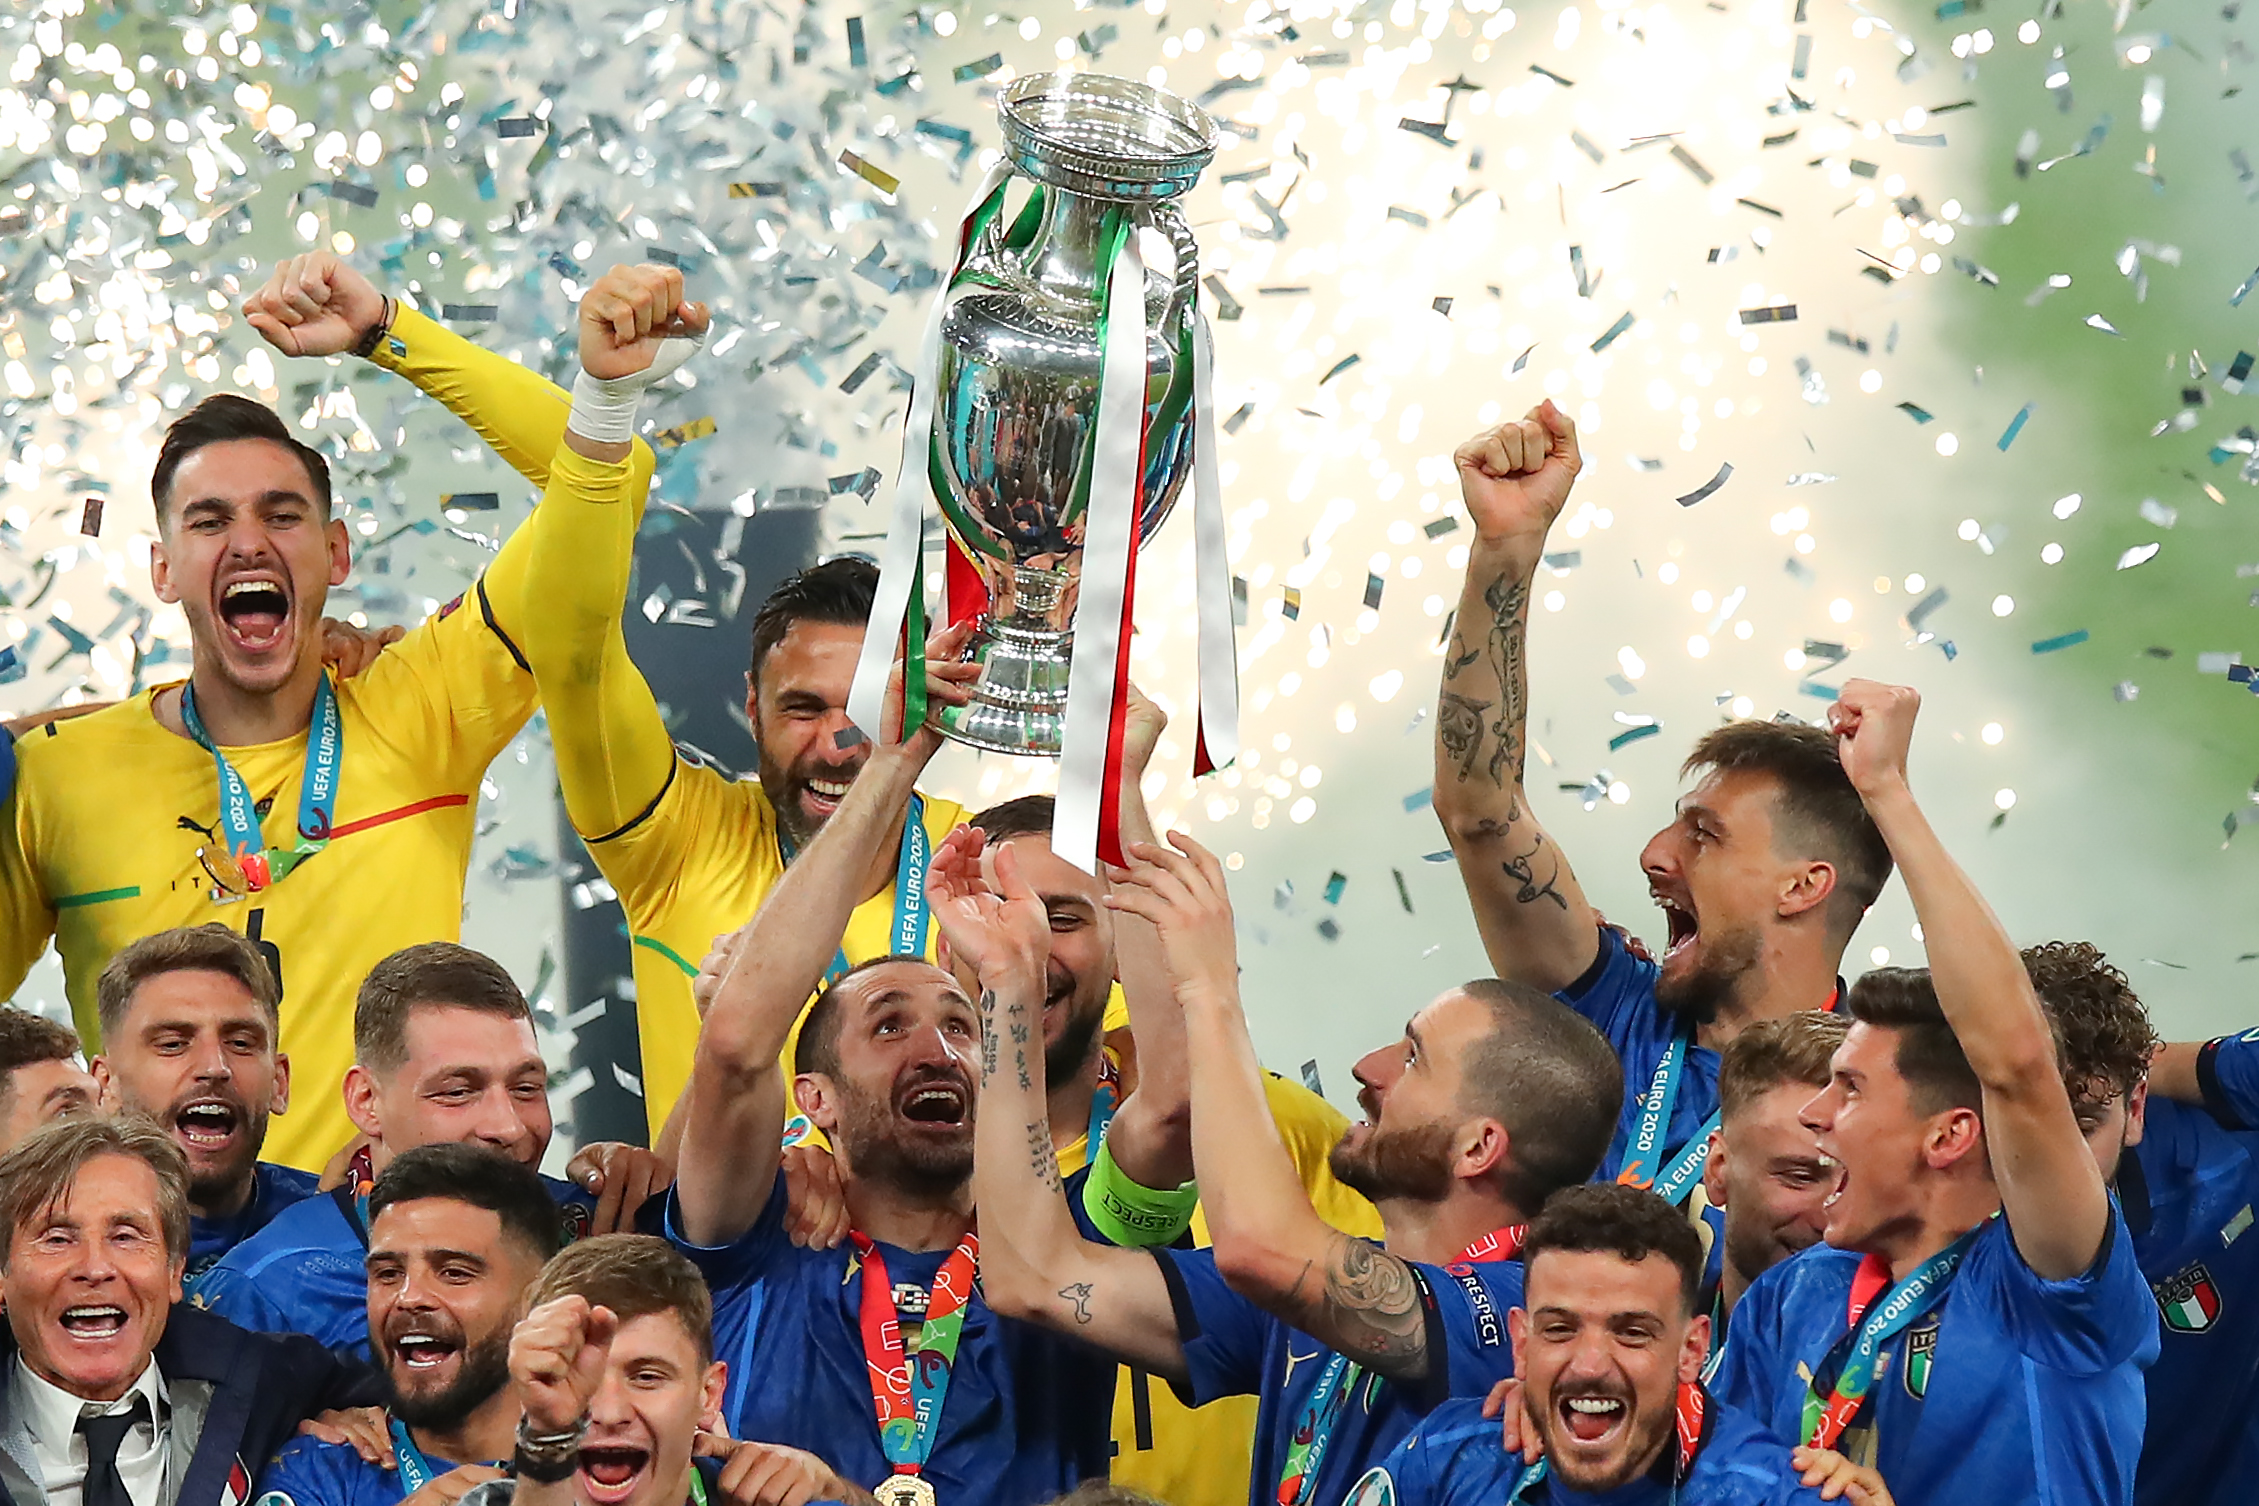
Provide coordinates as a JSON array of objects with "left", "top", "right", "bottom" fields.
[{"left": 2021, "top": 941, "right": 2157, "bottom": 1109}]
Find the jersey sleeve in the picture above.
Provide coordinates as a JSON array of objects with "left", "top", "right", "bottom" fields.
[
  {"left": 2198, "top": 1029, "right": 2259, "bottom": 1130},
  {"left": 0, "top": 778, "right": 56, "bottom": 1004},
  {"left": 1972, "top": 1207, "right": 2160, "bottom": 1376},
  {"left": 1152, "top": 1245, "right": 1279, "bottom": 1406},
  {"left": 192, "top": 1252, "right": 299, "bottom": 1336},
  {"left": 660, "top": 1172, "right": 791, "bottom": 1295},
  {"left": 1404, "top": 1259, "right": 1520, "bottom": 1411}
]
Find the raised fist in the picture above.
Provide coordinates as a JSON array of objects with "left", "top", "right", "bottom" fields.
[
  {"left": 579, "top": 264, "right": 711, "bottom": 382},
  {"left": 243, "top": 253, "right": 387, "bottom": 358},
  {"left": 509, "top": 1294, "right": 618, "bottom": 1433},
  {"left": 1828, "top": 679, "right": 1921, "bottom": 800},
  {"left": 1452, "top": 399, "right": 1583, "bottom": 550}
]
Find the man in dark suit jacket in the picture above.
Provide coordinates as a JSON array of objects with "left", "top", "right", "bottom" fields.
[{"left": 0, "top": 1116, "right": 377, "bottom": 1506}]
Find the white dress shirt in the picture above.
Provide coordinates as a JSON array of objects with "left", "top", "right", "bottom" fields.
[{"left": 13, "top": 1354, "right": 171, "bottom": 1506}]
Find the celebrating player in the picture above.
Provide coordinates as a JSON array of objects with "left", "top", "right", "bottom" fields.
[
  {"left": 1711, "top": 681, "right": 2155, "bottom": 1505},
  {"left": 0, "top": 259, "right": 611, "bottom": 1167},
  {"left": 0, "top": 1006, "right": 96, "bottom": 1154},
  {"left": 943, "top": 824, "right": 1623, "bottom": 1506},
  {"left": 1429, "top": 405, "right": 1887, "bottom": 1227}
]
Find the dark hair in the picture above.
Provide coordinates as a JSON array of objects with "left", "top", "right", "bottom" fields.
[
  {"left": 150, "top": 393, "right": 332, "bottom": 527},
  {"left": 971, "top": 794, "right": 1056, "bottom": 844},
  {"left": 1038, "top": 1487, "right": 1166, "bottom": 1506},
  {"left": 529, "top": 1234, "right": 714, "bottom": 1364},
  {"left": 1844, "top": 968, "right": 1995, "bottom": 1116},
  {"left": 0, "top": 1116, "right": 191, "bottom": 1266},
  {"left": 1683, "top": 720, "right": 1892, "bottom": 939},
  {"left": 367, "top": 1142, "right": 567, "bottom": 1266},
  {"left": 96, "top": 924, "right": 281, "bottom": 1041},
  {"left": 2021, "top": 942, "right": 2157, "bottom": 1110},
  {"left": 793, "top": 956, "right": 954, "bottom": 1078},
  {"left": 1524, "top": 1183, "right": 1706, "bottom": 1315},
  {"left": 356, "top": 943, "right": 530, "bottom": 1076},
  {"left": 0, "top": 1010, "right": 83, "bottom": 1090},
  {"left": 1455, "top": 980, "right": 1623, "bottom": 1212},
  {"left": 747, "top": 557, "right": 878, "bottom": 686},
  {"left": 1718, "top": 1011, "right": 1846, "bottom": 1123}
]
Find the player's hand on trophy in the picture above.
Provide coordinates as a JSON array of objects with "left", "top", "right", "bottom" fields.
[
  {"left": 578, "top": 264, "right": 711, "bottom": 381},
  {"left": 877, "top": 620, "right": 980, "bottom": 754},
  {"left": 509, "top": 1294, "right": 617, "bottom": 1432},
  {"left": 1453, "top": 398, "right": 1583, "bottom": 552},
  {"left": 243, "top": 252, "right": 389, "bottom": 358}
]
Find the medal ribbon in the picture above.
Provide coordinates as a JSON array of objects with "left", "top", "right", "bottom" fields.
[
  {"left": 181, "top": 671, "right": 343, "bottom": 893},
  {"left": 391, "top": 1420, "right": 441, "bottom": 1494},
  {"left": 1505, "top": 1381, "right": 1709, "bottom": 1503},
  {"left": 777, "top": 793, "right": 931, "bottom": 983},
  {"left": 1274, "top": 1226, "right": 1526, "bottom": 1505},
  {"left": 1801, "top": 1224, "right": 1982, "bottom": 1449},
  {"left": 849, "top": 1228, "right": 981, "bottom": 1483},
  {"left": 1086, "top": 1048, "right": 1123, "bottom": 1153}
]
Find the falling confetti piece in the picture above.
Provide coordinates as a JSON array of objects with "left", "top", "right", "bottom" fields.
[
  {"left": 1675, "top": 462, "right": 1735, "bottom": 506},
  {"left": 496, "top": 116, "right": 540, "bottom": 137},
  {"left": 1432, "top": 296, "right": 1455, "bottom": 315},
  {"left": 1282, "top": 587, "right": 1302, "bottom": 620},
  {"left": 1398, "top": 117, "right": 1458, "bottom": 146},
  {"left": 1898, "top": 402, "right": 1935, "bottom": 423},
  {"left": 1301, "top": 1060, "right": 1325, "bottom": 1094},
  {"left": 1403, "top": 787, "right": 1434, "bottom": 812},
  {"left": 322, "top": 181, "right": 379, "bottom": 208},
  {"left": 1320, "top": 353, "right": 1363, "bottom": 384},
  {"left": 1670, "top": 144, "right": 1715, "bottom": 184},
  {"left": 1785, "top": 472, "right": 1837, "bottom": 485},
  {"left": 442, "top": 304, "right": 500, "bottom": 322},
  {"left": 1393, "top": 870, "right": 1414, "bottom": 913},
  {"left": 1609, "top": 723, "right": 1663, "bottom": 751},
  {"left": 2117, "top": 542, "right": 2163, "bottom": 570},
  {"left": 2085, "top": 313, "right": 2125, "bottom": 335},
  {"left": 1997, "top": 403, "right": 2035, "bottom": 450},
  {"left": 838, "top": 151, "right": 899, "bottom": 196},
  {"left": 1387, "top": 206, "right": 1430, "bottom": 228},
  {"left": 2224, "top": 352, "right": 2256, "bottom": 394},
  {"left": 653, "top": 417, "right": 718, "bottom": 448},
  {"left": 77, "top": 499, "right": 102, "bottom": 537},
  {"left": 1317, "top": 918, "right": 1342, "bottom": 942},
  {"left": 2233, "top": 266, "right": 2259, "bottom": 307},
  {"left": 441, "top": 492, "right": 500, "bottom": 512},
  {"left": 1739, "top": 304, "right": 1798, "bottom": 324},
  {"left": 1512, "top": 343, "right": 1538, "bottom": 374},
  {"left": 1591, "top": 312, "right": 1636, "bottom": 353},
  {"left": 1893, "top": 132, "right": 1948, "bottom": 147},
  {"left": 1529, "top": 63, "right": 1577, "bottom": 86},
  {"left": 953, "top": 53, "right": 1004, "bottom": 81},
  {"left": 1423, "top": 515, "right": 1461, "bottom": 539},
  {"left": 2114, "top": 681, "right": 2141, "bottom": 702},
  {"left": 2031, "top": 629, "right": 2090, "bottom": 653},
  {"left": 1363, "top": 573, "right": 1385, "bottom": 610},
  {"left": 1323, "top": 871, "right": 1348, "bottom": 905}
]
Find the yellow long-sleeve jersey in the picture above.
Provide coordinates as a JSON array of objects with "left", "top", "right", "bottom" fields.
[
  {"left": 1058, "top": 1071, "right": 1383, "bottom": 1506},
  {"left": 0, "top": 305, "right": 647, "bottom": 1169}
]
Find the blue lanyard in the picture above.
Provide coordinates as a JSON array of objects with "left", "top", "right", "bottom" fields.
[
  {"left": 180, "top": 671, "right": 342, "bottom": 890},
  {"left": 1277, "top": 1352, "right": 1361, "bottom": 1504},
  {"left": 1650, "top": 1109, "right": 1720, "bottom": 1208},
  {"left": 1805, "top": 1223, "right": 1984, "bottom": 1448},
  {"left": 777, "top": 792, "right": 931, "bottom": 979},
  {"left": 1087, "top": 1048, "right": 1121, "bottom": 1152},
  {"left": 1619, "top": 1031, "right": 1689, "bottom": 1190},
  {"left": 390, "top": 1420, "right": 443, "bottom": 1494}
]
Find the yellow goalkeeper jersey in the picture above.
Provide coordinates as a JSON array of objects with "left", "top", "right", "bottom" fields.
[
  {"left": 0, "top": 304, "right": 646, "bottom": 1170},
  {"left": 1058, "top": 1070, "right": 1382, "bottom": 1506}
]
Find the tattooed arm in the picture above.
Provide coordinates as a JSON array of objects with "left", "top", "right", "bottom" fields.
[
  {"left": 1107, "top": 834, "right": 1440, "bottom": 1386},
  {"left": 929, "top": 830, "right": 1189, "bottom": 1378},
  {"left": 1432, "top": 403, "right": 1601, "bottom": 993}
]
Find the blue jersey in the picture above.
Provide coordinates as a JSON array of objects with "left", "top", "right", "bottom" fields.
[
  {"left": 191, "top": 1161, "right": 321, "bottom": 1282},
  {"left": 195, "top": 1174, "right": 596, "bottom": 1357},
  {"left": 1362, "top": 1388, "right": 1830, "bottom": 1506},
  {"left": 664, "top": 1178, "right": 1114, "bottom": 1506},
  {"left": 2118, "top": 1034, "right": 2259, "bottom": 1506},
  {"left": 1712, "top": 1211, "right": 2156, "bottom": 1506},
  {"left": 1155, "top": 1242, "right": 1524, "bottom": 1506},
  {"left": 254, "top": 1432, "right": 475, "bottom": 1506}
]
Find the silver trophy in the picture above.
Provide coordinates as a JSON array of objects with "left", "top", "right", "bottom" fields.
[{"left": 928, "top": 72, "right": 1218, "bottom": 755}]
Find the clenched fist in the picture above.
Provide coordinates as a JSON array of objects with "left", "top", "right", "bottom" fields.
[
  {"left": 243, "top": 253, "right": 388, "bottom": 358},
  {"left": 580, "top": 264, "right": 711, "bottom": 382},
  {"left": 510, "top": 1294, "right": 618, "bottom": 1433},
  {"left": 1453, "top": 400, "right": 1583, "bottom": 550}
]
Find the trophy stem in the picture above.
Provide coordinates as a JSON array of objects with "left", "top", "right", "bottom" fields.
[{"left": 935, "top": 566, "right": 1074, "bottom": 757}]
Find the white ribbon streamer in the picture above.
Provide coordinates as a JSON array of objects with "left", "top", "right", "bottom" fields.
[
  {"left": 1054, "top": 236, "right": 1151, "bottom": 875},
  {"left": 848, "top": 162, "right": 1012, "bottom": 745},
  {"left": 1187, "top": 310, "right": 1239, "bottom": 771}
]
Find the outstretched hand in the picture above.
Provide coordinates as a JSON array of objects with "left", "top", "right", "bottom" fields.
[
  {"left": 927, "top": 826, "right": 1049, "bottom": 987},
  {"left": 1103, "top": 833, "right": 1239, "bottom": 1011},
  {"left": 878, "top": 620, "right": 981, "bottom": 753},
  {"left": 1827, "top": 679, "right": 1920, "bottom": 800},
  {"left": 1453, "top": 399, "right": 1582, "bottom": 549}
]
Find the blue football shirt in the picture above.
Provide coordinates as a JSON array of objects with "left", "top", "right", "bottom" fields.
[
  {"left": 2118, "top": 1033, "right": 2259, "bottom": 1506},
  {"left": 195, "top": 1173, "right": 596, "bottom": 1357},
  {"left": 664, "top": 1177, "right": 1115, "bottom": 1506},
  {"left": 1360, "top": 1389, "right": 1831, "bottom": 1506},
  {"left": 190, "top": 1161, "right": 321, "bottom": 1282},
  {"left": 1155, "top": 1242, "right": 1524, "bottom": 1506},
  {"left": 1711, "top": 1211, "right": 2155, "bottom": 1506},
  {"left": 256, "top": 1436, "right": 727, "bottom": 1506}
]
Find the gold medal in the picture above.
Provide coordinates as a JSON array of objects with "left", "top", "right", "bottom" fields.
[{"left": 875, "top": 1475, "right": 937, "bottom": 1506}]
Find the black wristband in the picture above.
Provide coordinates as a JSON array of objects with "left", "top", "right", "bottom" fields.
[
  {"left": 350, "top": 295, "right": 394, "bottom": 359},
  {"left": 512, "top": 1444, "right": 579, "bottom": 1485}
]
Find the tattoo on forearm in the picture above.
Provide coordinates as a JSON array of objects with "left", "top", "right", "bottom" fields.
[
  {"left": 1439, "top": 573, "right": 1532, "bottom": 790},
  {"left": 980, "top": 990, "right": 999, "bottom": 1081},
  {"left": 1502, "top": 836, "right": 1567, "bottom": 909},
  {"left": 1438, "top": 691, "right": 1490, "bottom": 779},
  {"left": 1286, "top": 1236, "right": 1428, "bottom": 1378},
  {"left": 1059, "top": 1282, "right": 1095, "bottom": 1325},
  {"left": 1027, "top": 1120, "right": 1062, "bottom": 1191}
]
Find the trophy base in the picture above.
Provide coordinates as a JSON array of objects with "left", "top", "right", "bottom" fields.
[{"left": 935, "top": 621, "right": 1071, "bottom": 757}]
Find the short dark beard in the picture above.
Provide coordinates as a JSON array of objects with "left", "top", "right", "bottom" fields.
[
  {"left": 385, "top": 1327, "right": 512, "bottom": 1431},
  {"left": 756, "top": 728, "right": 866, "bottom": 855},
  {"left": 1530, "top": 1382, "right": 1675, "bottom": 1494},
  {"left": 1043, "top": 971, "right": 1109, "bottom": 1088},
  {"left": 1328, "top": 1120, "right": 1457, "bottom": 1204},
  {"left": 1653, "top": 922, "right": 1765, "bottom": 1026},
  {"left": 835, "top": 1073, "right": 975, "bottom": 1199}
]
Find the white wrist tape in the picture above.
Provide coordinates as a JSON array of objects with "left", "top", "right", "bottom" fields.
[{"left": 566, "top": 328, "right": 708, "bottom": 447}]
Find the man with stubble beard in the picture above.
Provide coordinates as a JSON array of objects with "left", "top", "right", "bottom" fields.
[
  {"left": 1430, "top": 405, "right": 1889, "bottom": 1256},
  {"left": 254, "top": 1143, "right": 565, "bottom": 1505}
]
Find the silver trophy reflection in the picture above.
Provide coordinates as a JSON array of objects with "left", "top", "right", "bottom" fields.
[{"left": 929, "top": 72, "right": 1218, "bottom": 755}]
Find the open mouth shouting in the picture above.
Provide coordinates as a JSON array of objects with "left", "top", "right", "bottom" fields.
[
  {"left": 577, "top": 1444, "right": 653, "bottom": 1506},
  {"left": 1556, "top": 1389, "right": 1632, "bottom": 1449},
  {"left": 58, "top": 1305, "right": 129, "bottom": 1343},
  {"left": 797, "top": 770, "right": 858, "bottom": 828},
  {"left": 173, "top": 1096, "right": 243, "bottom": 1158},
  {"left": 215, "top": 573, "right": 293, "bottom": 658},
  {"left": 1653, "top": 889, "right": 1700, "bottom": 964},
  {"left": 385, "top": 1322, "right": 465, "bottom": 1383},
  {"left": 895, "top": 1073, "right": 972, "bottom": 1131}
]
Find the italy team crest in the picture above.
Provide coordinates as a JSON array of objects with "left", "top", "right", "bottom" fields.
[
  {"left": 2154, "top": 1260, "right": 2223, "bottom": 1333},
  {"left": 1902, "top": 1318, "right": 1938, "bottom": 1398}
]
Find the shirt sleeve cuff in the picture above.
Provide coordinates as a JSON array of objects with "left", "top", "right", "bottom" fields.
[{"left": 2198, "top": 1038, "right": 2250, "bottom": 1131}]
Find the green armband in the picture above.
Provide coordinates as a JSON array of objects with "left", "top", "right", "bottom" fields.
[{"left": 1081, "top": 1137, "right": 1200, "bottom": 1248}]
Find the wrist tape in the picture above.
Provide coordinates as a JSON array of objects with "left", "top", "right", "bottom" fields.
[{"left": 565, "top": 327, "right": 707, "bottom": 446}]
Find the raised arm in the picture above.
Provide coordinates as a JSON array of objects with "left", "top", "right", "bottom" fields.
[
  {"left": 676, "top": 739, "right": 932, "bottom": 1247},
  {"left": 1830, "top": 680, "right": 2111, "bottom": 1281},
  {"left": 931, "top": 829, "right": 1188, "bottom": 1379},
  {"left": 1432, "top": 403, "right": 1599, "bottom": 992},
  {"left": 1094, "top": 685, "right": 1194, "bottom": 1189},
  {"left": 1108, "top": 834, "right": 1440, "bottom": 1386}
]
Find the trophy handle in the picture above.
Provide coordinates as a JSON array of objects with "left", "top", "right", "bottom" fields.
[{"left": 1150, "top": 201, "right": 1201, "bottom": 334}]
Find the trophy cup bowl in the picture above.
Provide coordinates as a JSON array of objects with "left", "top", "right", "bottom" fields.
[{"left": 930, "top": 71, "right": 1219, "bottom": 756}]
